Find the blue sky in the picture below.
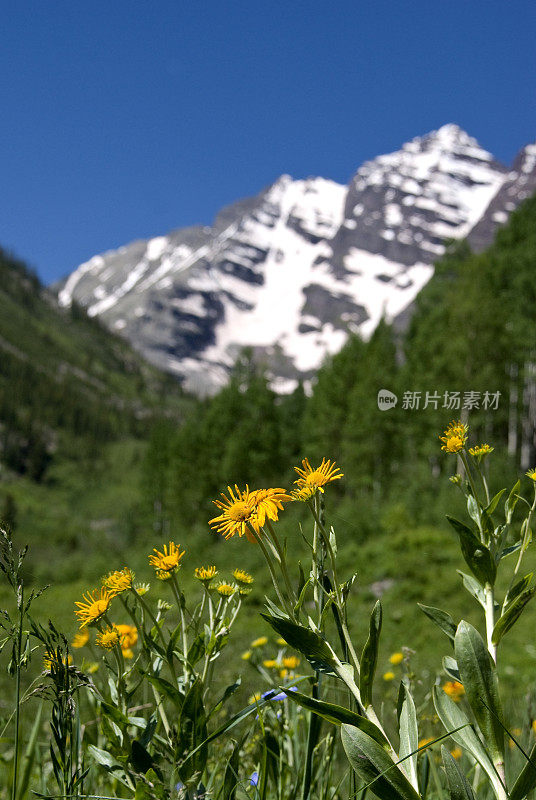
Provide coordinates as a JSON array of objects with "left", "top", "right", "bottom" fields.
[{"left": 1, "top": 0, "right": 535, "bottom": 285}]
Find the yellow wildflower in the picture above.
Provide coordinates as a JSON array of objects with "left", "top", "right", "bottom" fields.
[
  {"left": 217, "top": 582, "right": 237, "bottom": 597},
  {"left": 134, "top": 582, "right": 150, "bottom": 596},
  {"left": 233, "top": 568, "right": 254, "bottom": 585},
  {"left": 294, "top": 458, "right": 343, "bottom": 494},
  {"left": 279, "top": 669, "right": 288, "bottom": 679},
  {"left": 71, "top": 630, "right": 89, "bottom": 649},
  {"left": 241, "top": 650, "right": 252, "bottom": 661},
  {"left": 276, "top": 637, "right": 287, "bottom": 646},
  {"left": 209, "top": 485, "right": 258, "bottom": 541},
  {"left": 248, "top": 692, "right": 262, "bottom": 704},
  {"left": 442, "top": 680, "right": 465, "bottom": 702},
  {"left": 194, "top": 565, "right": 218, "bottom": 583},
  {"left": 122, "top": 648, "right": 134, "bottom": 659},
  {"left": 263, "top": 659, "right": 279, "bottom": 669},
  {"left": 250, "top": 488, "right": 291, "bottom": 527},
  {"left": 115, "top": 624, "right": 138, "bottom": 650},
  {"left": 251, "top": 636, "right": 268, "bottom": 648},
  {"left": 149, "top": 542, "right": 185, "bottom": 578},
  {"left": 102, "top": 567, "right": 134, "bottom": 596},
  {"left": 526, "top": 468, "right": 536, "bottom": 482},
  {"left": 290, "top": 485, "right": 317, "bottom": 502},
  {"left": 383, "top": 671, "right": 395, "bottom": 681},
  {"left": 282, "top": 656, "right": 300, "bottom": 669},
  {"left": 531, "top": 719, "right": 536, "bottom": 734},
  {"left": 74, "top": 587, "right": 112, "bottom": 629},
  {"left": 468, "top": 444, "right": 494, "bottom": 459},
  {"left": 87, "top": 662, "right": 100, "bottom": 674},
  {"left": 509, "top": 728, "right": 522, "bottom": 749},
  {"left": 389, "top": 652, "right": 404, "bottom": 665},
  {"left": 439, "top": 420, "right": 468, "bottom": 454},
  {"left": 43, "top": 651, "right": 73, "bottom": 672},
  {"left": 418, "top": 738, "right": 434, "bottom": 750},
  {"left": 96, "top": 626, "right": 121, "bottom": 650},
  {"left": 450, "top": 747, "right": 462, "bottom": 760}
]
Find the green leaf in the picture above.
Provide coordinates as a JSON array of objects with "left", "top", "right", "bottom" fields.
[
  {"left": 281, "top": 686, "right": 390, "bottom": 747},
  {"left": 341, "top": 724, "right": 421, "bottom": 800},
  {"left": 441, "top": 746, "right": 476, "bottom": 800},
  {"left": 87, "top": 745, "right": 132, "bottom": 788},
  {"left": 418, "top": 603, "right": 457, "bottom": 643},
  {"left": 432, "top": 685, "right": 498, "bottom": 794},
  {"left": 360, "top": 600, "right": 382, "bottom": 707},
  {"left": 187, "top": 633, "right": 205, "bottom": 668},
  {"left": 457, "top": 571, "right": 486, "bottom": 608},
  {"left": 505, "top": 480, "right": 521, "bottom": 523},
  {"left": 442, "top": 656, "right": 461, "bottom": 682},
  {"left": 176, "top": 678, "right": 208, "bottom": 781},
  {"left": 505, "top": 573, "right": 533, "bottom": 607},
  {"left": 492, "top": 587, "right": 536, "bottom": 645},
  {"left": 208, "top": 678, "right": 241, "bottom": 720},
  {"left": 510, "top": 741, "right": 536, "bottom": 800},
  {"left": 485, "top": 489, "right": 506, "bottom": 517},
  {"left": 146, "top": 674, "right": 185, "bottom": 710},
  {"left": 454, "top": 621, "right": 504, "bottom": 763},
  {"left": 223, "top": 737, "right": 243, "bottom": 800},
  {"left": 447, "top": 517, "right": 496, "bottom": 587},
  {"left": 260, "top": 613, "right": 337, "bottom": 673},
  {"left": 398, "top": 683, "right": 419, "bottom": 792}
]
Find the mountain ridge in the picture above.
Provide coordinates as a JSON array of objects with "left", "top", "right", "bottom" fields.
[{"left": 56, "top": 124, "right": 536, "bottom": 394}]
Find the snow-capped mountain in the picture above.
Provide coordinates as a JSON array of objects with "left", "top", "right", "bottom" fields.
[{"left": 57, "top": 125, "right": 534, "bottom": 394}]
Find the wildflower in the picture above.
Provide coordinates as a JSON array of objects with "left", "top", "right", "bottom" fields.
[
  {"left": 276, "top": 637, "right": 287, "bottom": 646},
  {"left": 238, "top": 586, "right": 252, "bottom": 596},
  {"left": 468, "top": 444, "right": 494, "bottom": 460},
  {"left": 241, "top": 650, "right": 252, "bottom": 660},
  {"left": 389, "top": 651, "right": 404, "bottom": 665},
  {"left": 526, "top": 468, "right": 536, "bottom": 482},
  {"left": 442, "top": 680, "right": 465, "bottom": 702},
  {"left": 439, "top": 420, "right": 468, "bottom": 454},
  {"left": 71, "top": 630, "right": 89, "bottom": 649},
  {"left": 75, "top": 587, "right": 113, "bottom": 628},
  {"left": 43, "top": 651, "right": 73, "bottom": 672},
  {"left": 209, "top": 485, "right": 258, "bottom": 541},
  {"left": 294, "top": 458, "right": 343, "bottom": 494},
  {"left": 449, "top": 474, "right": 462, "bottom": 486},
  {"left": 115, "top": 623, "right": 138, "bottom": 650},
  {"left": 250, "top": 488, "right": 291, "bottom": 527},
  {"left": 102, "top": 567, "right": 134, "bottom": 596},
  {"left": 194, "top": 565, "right": 218, "bottom": 583},
  {"left": 251, "top": 636, "right": 268, "bottom": 648},
  {"left": 532, "top": 719, "right": 536, "bottom": 734},
  {"left": 509, "top": 729, "right": 522, "bottom": 749},
  {"left": 248, "top": 692, "right": 262, "bottom": 704},
  {"left": 450, "top": 747, "right": 462, "bottom": 760},
  {"left": 262, "top": 686, "right": 297, "bottom": 701},
  {"left": 217, "top": 582, "right": 237, "bottom": 597},
  {"left": 383, "top": 671, "right": 395, "bottom": 681},
  {"left": 250, "top": 771, "right": 259, "bottom": 787},
  {"left": 149, "top": 542, "right": 185, "bottom": 578},
  {"left": 233, "top": 568, "right": 254, "bottom": 585},
  {"left": 418, "top": 738, "right": 434, "bottom": 750},
  {"left": 263, "top": 659, "right": 279, "bottom": 669},
  {"left": 279, "top": 669, "right": 288, "bottom": 678},
  {"left": 290, "top": 485, "right": 317, "bottom": 502},
  {"left": 134, "top": 582, "right": 150, "bottom": 596},
  {"left": 96, "top": 626, "right": 121, "bottom": 650},
  {"left": 282, "top": 656, "right": 300, "bottom": 669},
  {"left": 87, "top": 662, "right": 100, "bottom": 674},
  {"left": 122, "top": 648, "right": 134, "bottom": 659}
]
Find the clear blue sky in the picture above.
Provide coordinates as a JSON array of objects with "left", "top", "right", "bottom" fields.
[{"left": 1, "top": 0, "right": 535, "bottom": 285}]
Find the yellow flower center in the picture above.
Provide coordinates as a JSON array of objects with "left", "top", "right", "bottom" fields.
[
  {"left": 228, "top": 501, "right": 252, "bottom": 521},
  {"left": 305, "top": 471, "right": 323, "bottom": 486},
  {"left": 445, "top": 435, "right": 463, "bottom": 453},
  {"left": 94, "top": 599, "right": 108, "bottom": 616},
  {"left": 160, "top": 554, "right": 178, "bottom": 569}
]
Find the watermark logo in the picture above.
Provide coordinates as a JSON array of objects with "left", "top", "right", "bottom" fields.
[{"left": 377, "top": 389, "right": 398, "bottom": 411}]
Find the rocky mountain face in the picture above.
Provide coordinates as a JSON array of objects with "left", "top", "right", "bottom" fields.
[{"left": 56, "top": 125, "right": 534, "bottom": 394}]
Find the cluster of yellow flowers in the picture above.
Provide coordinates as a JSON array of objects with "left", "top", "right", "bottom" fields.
[
  {"left": 382, "top": 650, "right": 405, "bottom": 681},
  {"left": 442, "top": 680, "right": 465, "bottom": 702},
  {"left": 209, "top": 458, "right": 343, "bottom": 541}
]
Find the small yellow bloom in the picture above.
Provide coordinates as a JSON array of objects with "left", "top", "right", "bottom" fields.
[
  {"left": 96, "top": 626, "right": 121, "bottom": 650},
  {"left": 87, "top": 662, "right": 100, "bottom": 674},
  {"left": 102, "top": 567, "right": 134, "bottom": 596},
  {"left": 149, "top": 542, "right": 185, "bottom": 578},
  {"left": 509, "top": 728, "right": 522, "bottom": 749},
  {"left": 263, "top": 659, "right": 279, "bottom": 669},
  {"left": 442, "top": 681, "right": 465, "bottom": 702},
  {"left": 418, "top": 738, "right": 434, "bottom": 750},
  {"left": 251, "top": 636, "right": 268, "bottom": 648},
  {"left": 439, "top": 420, "right": 468, "bottom": 454},
  {"left": 43, "top": 651, "right": 73, "bottom": 672},
  {"left": 71, "top": 630, "right": 89, "bottom": 649},
  {"left": 209, "top": 485, "right": 258, "bottom": 541},
  {"left": 233, "top": 568, "right": 254, "bottom": 585},
  {"left": 276, "top": 637, "right": 287, "bottom": 646},
  {"left": 468, "top": 444, "right": 494, "bottom": 459},
  {"left": 122, "top": 648, "right": 134, "bottom": 659},
  {"left": 450, "top": 747, "right": 462, "bottom": 760},
  {"left": 279, "top": 669, "right": 288, "bottom": 679},
  {"left": 248, "top": 692, "right": 262, "bottom": 704},
  {"left": 282, "top": 656, "right": 300, "bottom": 669},
  {"left": 195, "top": 565, "right": 218, "bottom": 583},
  {"left": 115, "top": 623, "right": 138, "bottom": 649},
  {"left": 294, "top": 458, "right": 343, "bottom": 494},
  {"left": 526, "top": 468, "right": 536, "bottom": 482},
  {"left": 290, "top": 485, "right": 317, "bottom": 502},
  {"left": 134, "top": 582, "right": 150, "bottom": 596},
  {"left": 241, "top": 650, "right": 252, "bottom": 660},
  {"left": 389, "top": 652, "right": 404, "bottom": 665},
  {"left": 74, "top": 587, "right": 113, "bottom": 629},
  {"left": 217, "top": 582, "right": 237, "bottom": 597},
  {"left": 382, "top": 671, "right": 395, "bottom": 681},
  {"left": 531, "top": 719, "right": 536, "bottom": 734}
]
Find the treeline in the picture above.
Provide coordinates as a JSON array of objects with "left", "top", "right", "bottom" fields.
[
  {"left": 143, "top": 193, "right": 536, "bottom": 533},
  {"left": 0, "top": 247, "right": 186, "bottom": 480}
]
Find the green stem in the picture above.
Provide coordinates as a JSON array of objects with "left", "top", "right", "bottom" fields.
[
  {"left": 264, "top": 520, "right": 296, "bottom": 607},
  {"left": 246, "top": 522, "right": 289, "bottom": 613},
  {"left": 484, "top": 583, "right": 497, "bottom": 663},
  {"left": 170, "top": 574, "right": 189, "bottom": 683},
  {"left": 460, "top": 452, "right": 481, "bottom": 509},
  {"left": 11, "top": 583, "right": 23, "bottom": 800}
]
